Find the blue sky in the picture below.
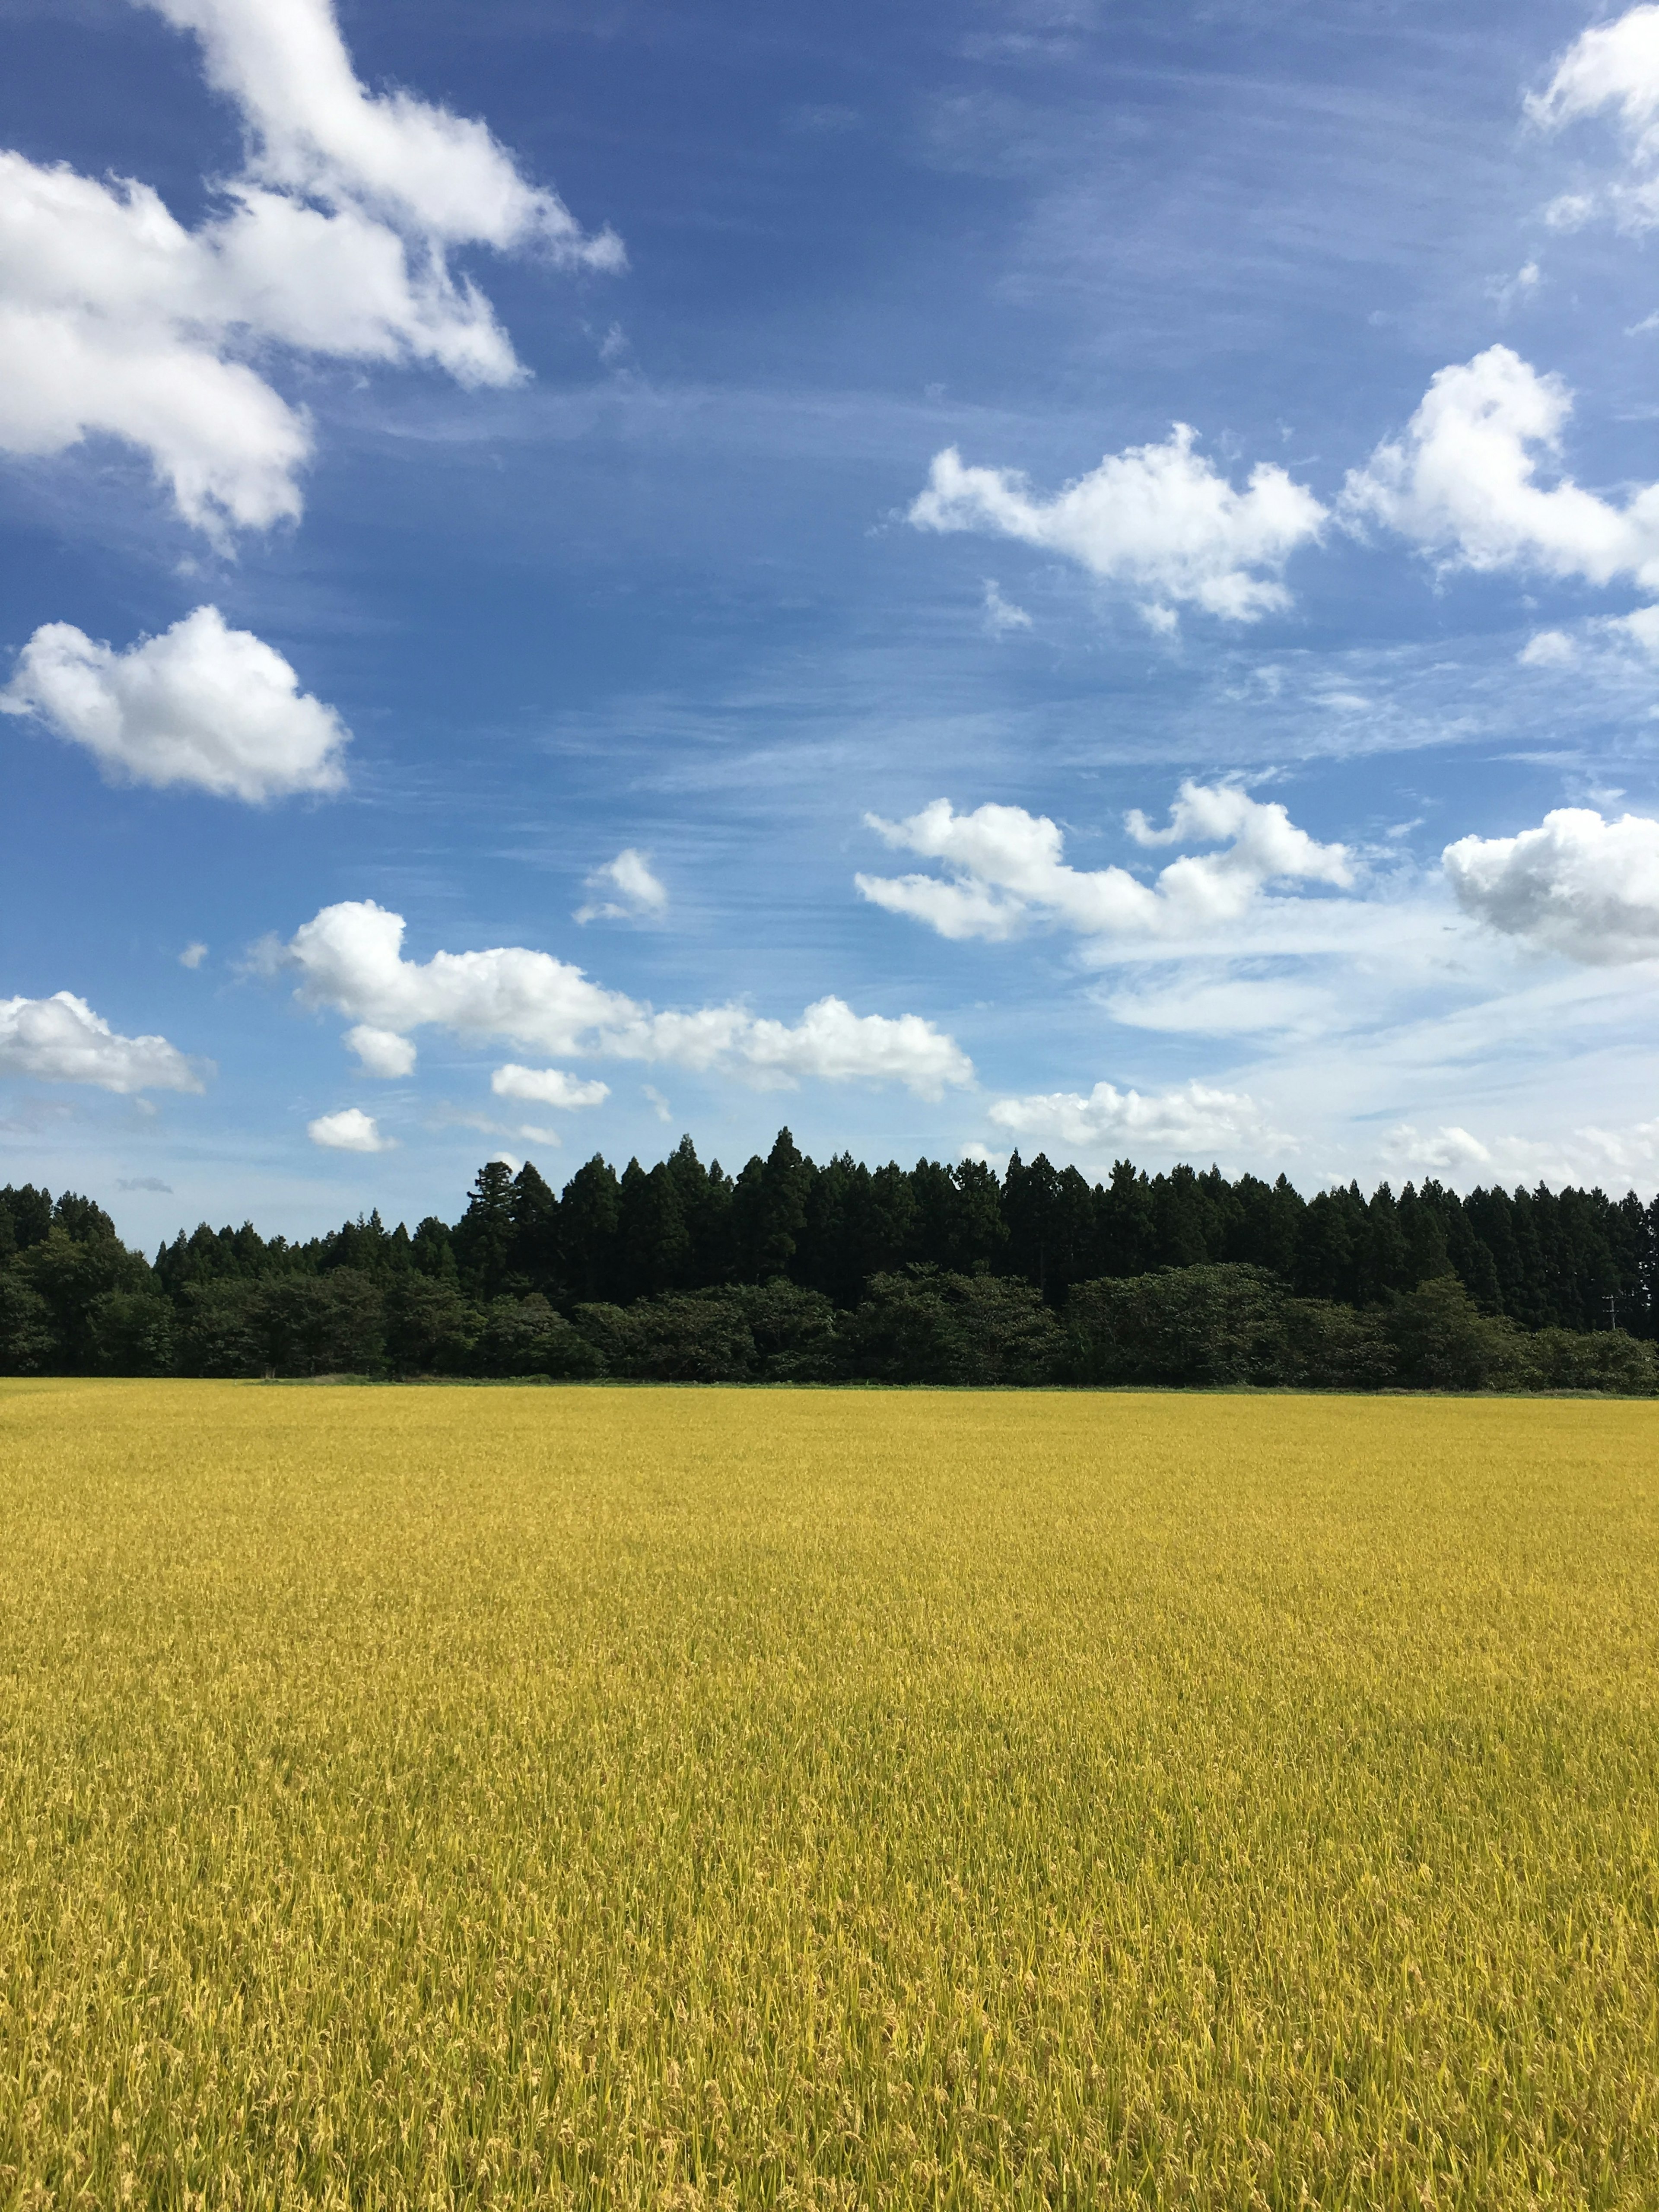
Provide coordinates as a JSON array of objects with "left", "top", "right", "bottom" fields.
[{"left": 6, "top": 0, "right": 1659, "bottom": 1244}]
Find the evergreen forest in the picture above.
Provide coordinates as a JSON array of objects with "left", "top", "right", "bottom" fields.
[{"left": 4, "top": 1131, "right": 1659, "bottom": 1392}]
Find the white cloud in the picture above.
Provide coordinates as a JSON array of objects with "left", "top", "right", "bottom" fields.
[
  {"left": 0, "top": 0, "right": 620, "bottom": 535},
  {"left": 0, "top": 156, "right": 313, "bottom": 534},
  {"left": 1101, "top": 970, "right": 1340, "bottom": 1038},
  {"left": 281, "top": 898, "right": 662, "bottom": 1052},
  {"left": 737, "top": 997, "right": 973, "bottom": 1093},
  {"left": 345, "top": 1024, "right": 416, "bottom": 1078},
  {"left": 1519, "top": 628, "right": 1577, "bottom": 667},
  {"left": 491, "top": 1063, "right": 610, "bottom": 1109},
  {"left": 1544, "top": 191, "right": 1598, "bottom": 230},
  {"left": 856, "top": 782, "right": 1352, "bottom": 944},
  {"left": 1382, "top": 1123, "right": 1494, "bottom": 1173},
  {"left": 179, "top": 941, "right": 208, "bottom": 969},
  {"left": 1383, "top": 1113, "right": 1659, "bottom": 1189},
  {"left": 428, "top": 1104, "right": 555, "bottom": 1147},
  {"left": 987, "top": 1079, "right": 1290, "bottom": 1157},
  {"left": 909, "top": 426, "right": 1326, "bottom": 622},
  {"left": 1343, "top": 346, "right": 1659, "bottom": 587},
  {"left": 277, "top": 899, "right": 973, "bottom": 1098},
  {"left": 1528, "top": 7, "right": 1659, "bottom": 231},
  {"left": 1564, "top": 1115, "right": 1659, "bottom": 1179},
  {"left": 308, "top": 1105, "right": 391, "bottom": 1151},
  {"left": 0, "top": 990, "right": 204, "bottom": 1091},
  {"left": 1, "top": 605, "right": 348, "bottom": 800},
  {"left": 981, "top": 578, "right": 1032, "bottom": 636},
  {"left": 642, "top": 1083, "right": 673, "bottom": 1123},
  {"left": 1443, "top": 806, "right": 1659, "bottom": 963},
  {"left": 1486, "top": 259, "right": 1542, "bottom": 311},
  {"left": 1609, "top": 603, "right": 1659, "bottom": 652},
  {"left": 574, "top": 847, "right": 668, "bottom": 925},
  {"left": 143, "top": 0, "right": 623, "bottom": 262}
]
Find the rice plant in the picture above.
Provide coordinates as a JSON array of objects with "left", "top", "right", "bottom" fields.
[{"left": 2, "top": 1380, "right": 1656, "bottom": 2207}]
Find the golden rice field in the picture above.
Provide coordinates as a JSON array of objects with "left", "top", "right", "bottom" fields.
[{"left": 2, "top": 1382, "right": 1658, "bottom": 2209}]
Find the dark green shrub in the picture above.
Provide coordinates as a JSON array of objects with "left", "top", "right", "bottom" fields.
[
  {"left": 722, "top": 1281, "right": 845, "bottom": 1382},
  {"left": 1387, "top": 1276, "right": 1525, "bottom": 1392},
  {"left": 17, "top": 1228, "right": 152, "bottom": 1373},
  {"left": 0, "top": 1272, "right": 57, "bottom": 1375},
  {"left": 175, "top": 1280, "right": 266, "bottom": 1377},
  {"left": 86, "top": 1290, "right": 176, "bottom": 1376},
  {"left": 475, "top": 1294, "right": 604, "bottom": 1379},
  {"left": 256, "top": 1270, "right": 386, "bottom": 1377},
  {"left": 574, "top": 1294, "right": 754, "bottom": 1382},
  {"left": 384, "top": 1275, "right": 477, "bottom": 1375},
  {"left": 1064, "top": 1265, "right": 1287, "bottom": 1387},
  {"left": 848, "top": 1270, "right": 1061, "bottom": 1386},
  {"left": 1517, "top": 1327, "right": 1658, "bottom": 1395},
  {"left": 1278, "top": 1299, "right": 1396, "bottom": 1390}
]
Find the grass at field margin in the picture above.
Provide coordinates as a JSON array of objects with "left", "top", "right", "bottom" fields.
[{"left": 1, "top": 1381, "right": 1656, "bottom": 2209}]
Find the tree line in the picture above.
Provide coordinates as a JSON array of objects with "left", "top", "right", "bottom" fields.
[{"left": 2, "top": 1130, "right": 1657, "bottom": 1390}]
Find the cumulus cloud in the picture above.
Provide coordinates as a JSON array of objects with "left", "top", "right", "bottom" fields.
[
  {"left": 1, "top": 605, "right": 348, "bottom": 800},
  {"left": 856, "top": 782, "right": 1352, "bottom": 944},
  {"left": 0, "top": 0, "right": 621, "bottom": 535},
  {"left": 909, "top": 426, "right": 1325, "bottom": 623},
  {"left": 1382, "top": 1113, "right": 1659, "bottom": 1189},
  {"left": 1343, "top": 347, "right": 1659, "bottom": 588},
  {"left": 737, "top": 998, "right": 973, "bottom": 1092},
  {"left": 574, "top": 848, "right": 668, "bottom": 925},
  {"left": 0, "top": 153, "right": 312, "bottom": 534},
  {"left": 345, "top": 1024, "right": 416, "bottom": 1078},
  {"left": 1382, "top": 1123, "right": 1494, "bottom": 1173},
  {"left": 1528, "top": 7, "right": 1659, "bottom": 231},
  {"left": 276, "top": 899, "right": 973, "bottom": 1097},
  {"left": 1612, "top": 603, "right": 1659, "bottom": 652},
  {"left": 141, "top": 0, "right": 622, "bottom": 260},
  {"left": 0, "top": 991, "right": 204, "bottom": 1091},
  {"left": 1443, "top": 806, "right": 1659, "bottom": 963},
  {"left": 1519, "top": 628, "right": 1577, "bottom": 667},
  {"left": 307, "top": 1105, "right": 391, "bottom": 1151},
  {"left": 179, "top": 941, "right": 208, "bottom": 969},
  {"left": 987, "top": 1079, "right": 1289, "bottom": 1156},
  {"left": 1565, "top": 1115, "right": 1659, "bottom": 1180},
  {"left": 491, "top": 1063, "right": 610, "bottom": 1109}
]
